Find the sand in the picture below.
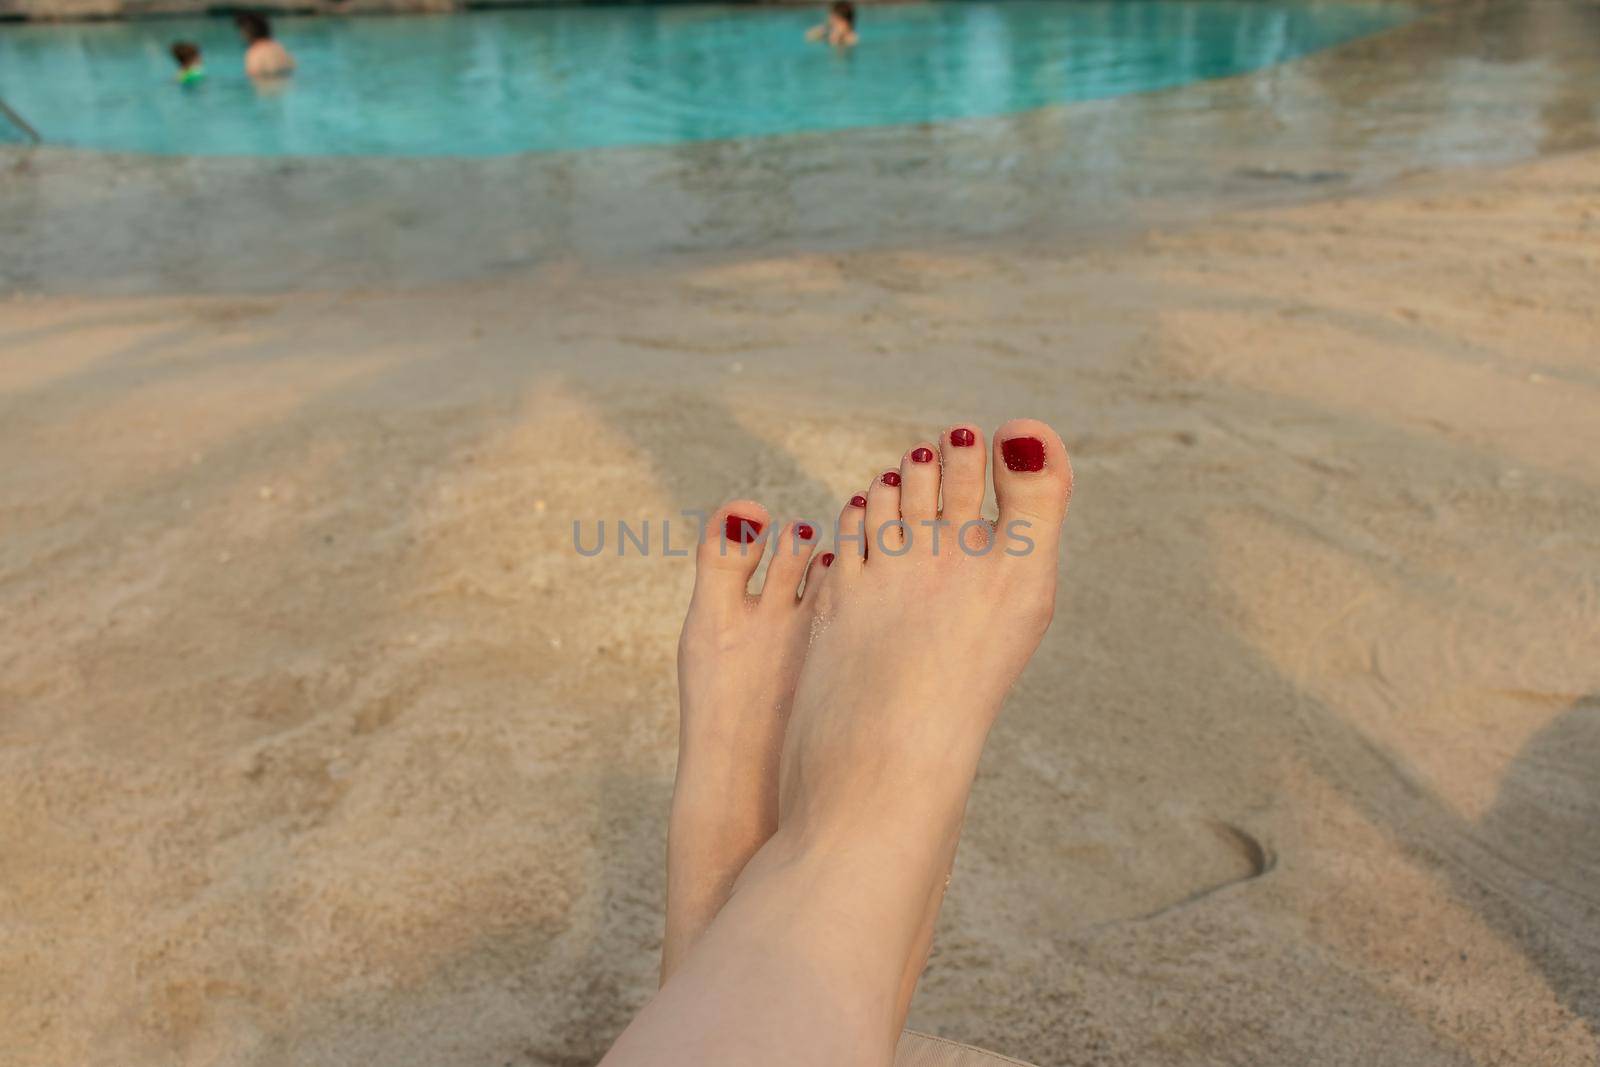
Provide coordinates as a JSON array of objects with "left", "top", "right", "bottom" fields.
[{"left": 1, "top": 146, "right": 1597, "bottom": 1066}]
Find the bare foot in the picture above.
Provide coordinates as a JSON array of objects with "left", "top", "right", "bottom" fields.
[
  {"left": 771, "top": 417, "right": 1074, "bottom": 1041},
  {"left": 663, "top": 501, "right": 829, "bottom": 980},
  {"left": 604, "top": 420, "right": 1070, "bottom": 1067}
]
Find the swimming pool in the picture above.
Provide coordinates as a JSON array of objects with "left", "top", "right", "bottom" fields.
[{"left": 0, "top": 2, "right": 1411, "bottom": 157}]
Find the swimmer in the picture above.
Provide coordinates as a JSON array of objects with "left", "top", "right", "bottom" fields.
[
  {"left": 806, "top": 0, "right": 859, "bottom": 48},
  {"left": 235, "top": 11, "right": 296, "bottom": 79},
  {"left": 170, "top": 41, "right": 205, "bottom": 84}
]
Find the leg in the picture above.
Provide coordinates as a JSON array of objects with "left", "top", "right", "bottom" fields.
[{"left": 609, "top": 419, "right": 1073, "bottom": 1066}]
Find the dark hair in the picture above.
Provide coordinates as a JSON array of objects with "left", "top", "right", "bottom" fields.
[
  {"left": 234, "top": 10, "right": 273, "bottom": 42},
  {"left": 830, "top": 0, "right": 855, "bottom": 27},
  {"left": 171, "top": 41, "right": 202, "bottom": 67}
]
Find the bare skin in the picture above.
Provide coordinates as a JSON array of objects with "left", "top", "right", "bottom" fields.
[
  {"left": 244, "top": 40, "right": 295, "bottom": 79},
  {"left": 665, "top": 495, "right": 931, "bottom": 1012},
  {"left": 662, "top": 505, "right": 826, "bottom": 980},
  {"left": 620, "top": 418, "right": 1072, "bottom": 1066},
  {"left": 805, "top": 13, "right": 859, "bottom": 48}
]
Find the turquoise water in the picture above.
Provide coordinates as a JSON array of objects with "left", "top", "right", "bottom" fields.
[{"left": 0, "top": 2, "right": 1409, "bottom": 157}]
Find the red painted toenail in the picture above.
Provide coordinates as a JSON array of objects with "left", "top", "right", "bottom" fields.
[
  {"left": 849, "top": 494, "right": 867, "bottom": 508},
  {"left": 881, "top": 471, "right": 901, "bottom": 487},
  {"left": 797, "top": 523, "right": 816, "bottom": 541},
  {"left": 911, "top": 447, "right": 935, "bottom": 464},
  {"left": 820, "top": 552, "right": 834, "bottom": 567},
  {"left": 949, "top": 428, "right": 976, "bottom": 447},
  {"left": 1001, "top": 436, "right": 1046, "bottom": 472},
  {"left": 724, "top": 514, "right": 763, "bottom": 542}
]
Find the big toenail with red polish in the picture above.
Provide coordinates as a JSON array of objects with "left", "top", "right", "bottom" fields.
[
  {"left": 725, "top": 515, "right": 763, "bottom": 542},
  {"left": 797, "top": 523, "right": 816, "bottom": 541},
  {"left": 849, "top": 494, "right": 867, "bottom": 508},
  {"left": 911, "top": 447, "right": 935, "bottom": 464},
  {"left": 949, "top": 428, "right": 976, "bottom": 447},
  {"left": 1001, "top": 436, "right": 1046, "bottom": 472},
  {"left": 881, "top": 471, "right": 902, "bottom": 487},
  {"left": 820, "top": 552, "right": 835, "bottom": 567}
]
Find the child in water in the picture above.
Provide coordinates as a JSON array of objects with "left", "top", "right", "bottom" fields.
[
  {"left": 806, "top": 0, "right": 858, "bottom": 47},
  {"left": 170, "top": 41, "right": 205, "bottom": 84}
]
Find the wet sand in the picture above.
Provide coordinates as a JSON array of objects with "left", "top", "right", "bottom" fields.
[{"left": 2, "top": 141, "right": 1597, "bottom": 1064}]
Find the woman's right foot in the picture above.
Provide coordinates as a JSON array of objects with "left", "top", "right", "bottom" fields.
[{"left": 758, "top": 417, "right": 1074, "bottom": 1046}]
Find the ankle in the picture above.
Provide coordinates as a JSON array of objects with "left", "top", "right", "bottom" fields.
[{"left": 738, "top": 823, "right": 949, "bottom": 961}]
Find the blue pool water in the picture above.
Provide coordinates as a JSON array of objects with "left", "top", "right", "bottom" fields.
[{"left": 0, "top": 2, "right": 1410, "bottom": 157}]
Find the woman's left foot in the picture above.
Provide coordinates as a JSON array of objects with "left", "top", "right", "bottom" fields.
[{"left": 663, "top": 501, "right": 829, "bottom": 980}]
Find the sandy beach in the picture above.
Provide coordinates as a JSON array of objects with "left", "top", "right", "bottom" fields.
[{"left": 2, "top": 135, "right": 1596, "bottom": 1064}]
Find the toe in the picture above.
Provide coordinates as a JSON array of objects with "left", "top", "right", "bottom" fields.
[
  {"left": 863, "top": 468, "right": 906, "bottom": 561},
  {"left": 833, "top": 492, "right": 868, "bottom": 574},
  {"left": 938, "top": 423, "right": 987, "bottom": 527},
  {"left": 991, "top": 419, "right": 1073, "bottom": 558},
  {"left": 693, "top": 499, "right": 771, "bottom": 605},
  {"left": 760, "top": 520, "right": 819, "bottom": 609},
  {"left": 799, "top": 546, "right": 836, "bottom": 606},
  {"left": 898, "top": 442, "right": 941, "bottom": 551}
]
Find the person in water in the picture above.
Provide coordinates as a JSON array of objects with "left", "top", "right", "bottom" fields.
[
  {"left": 806, "top": 0, "right": 859, "bottom": 47},
  {"left": 170, "top": 41, "right": 205, "bottom": 84},
  {"left": 235, "top": 11, "right": 295, "bottom": 78},
  {"left": 605, "top": 419, "right": 1074, "bottom": 1067}
]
